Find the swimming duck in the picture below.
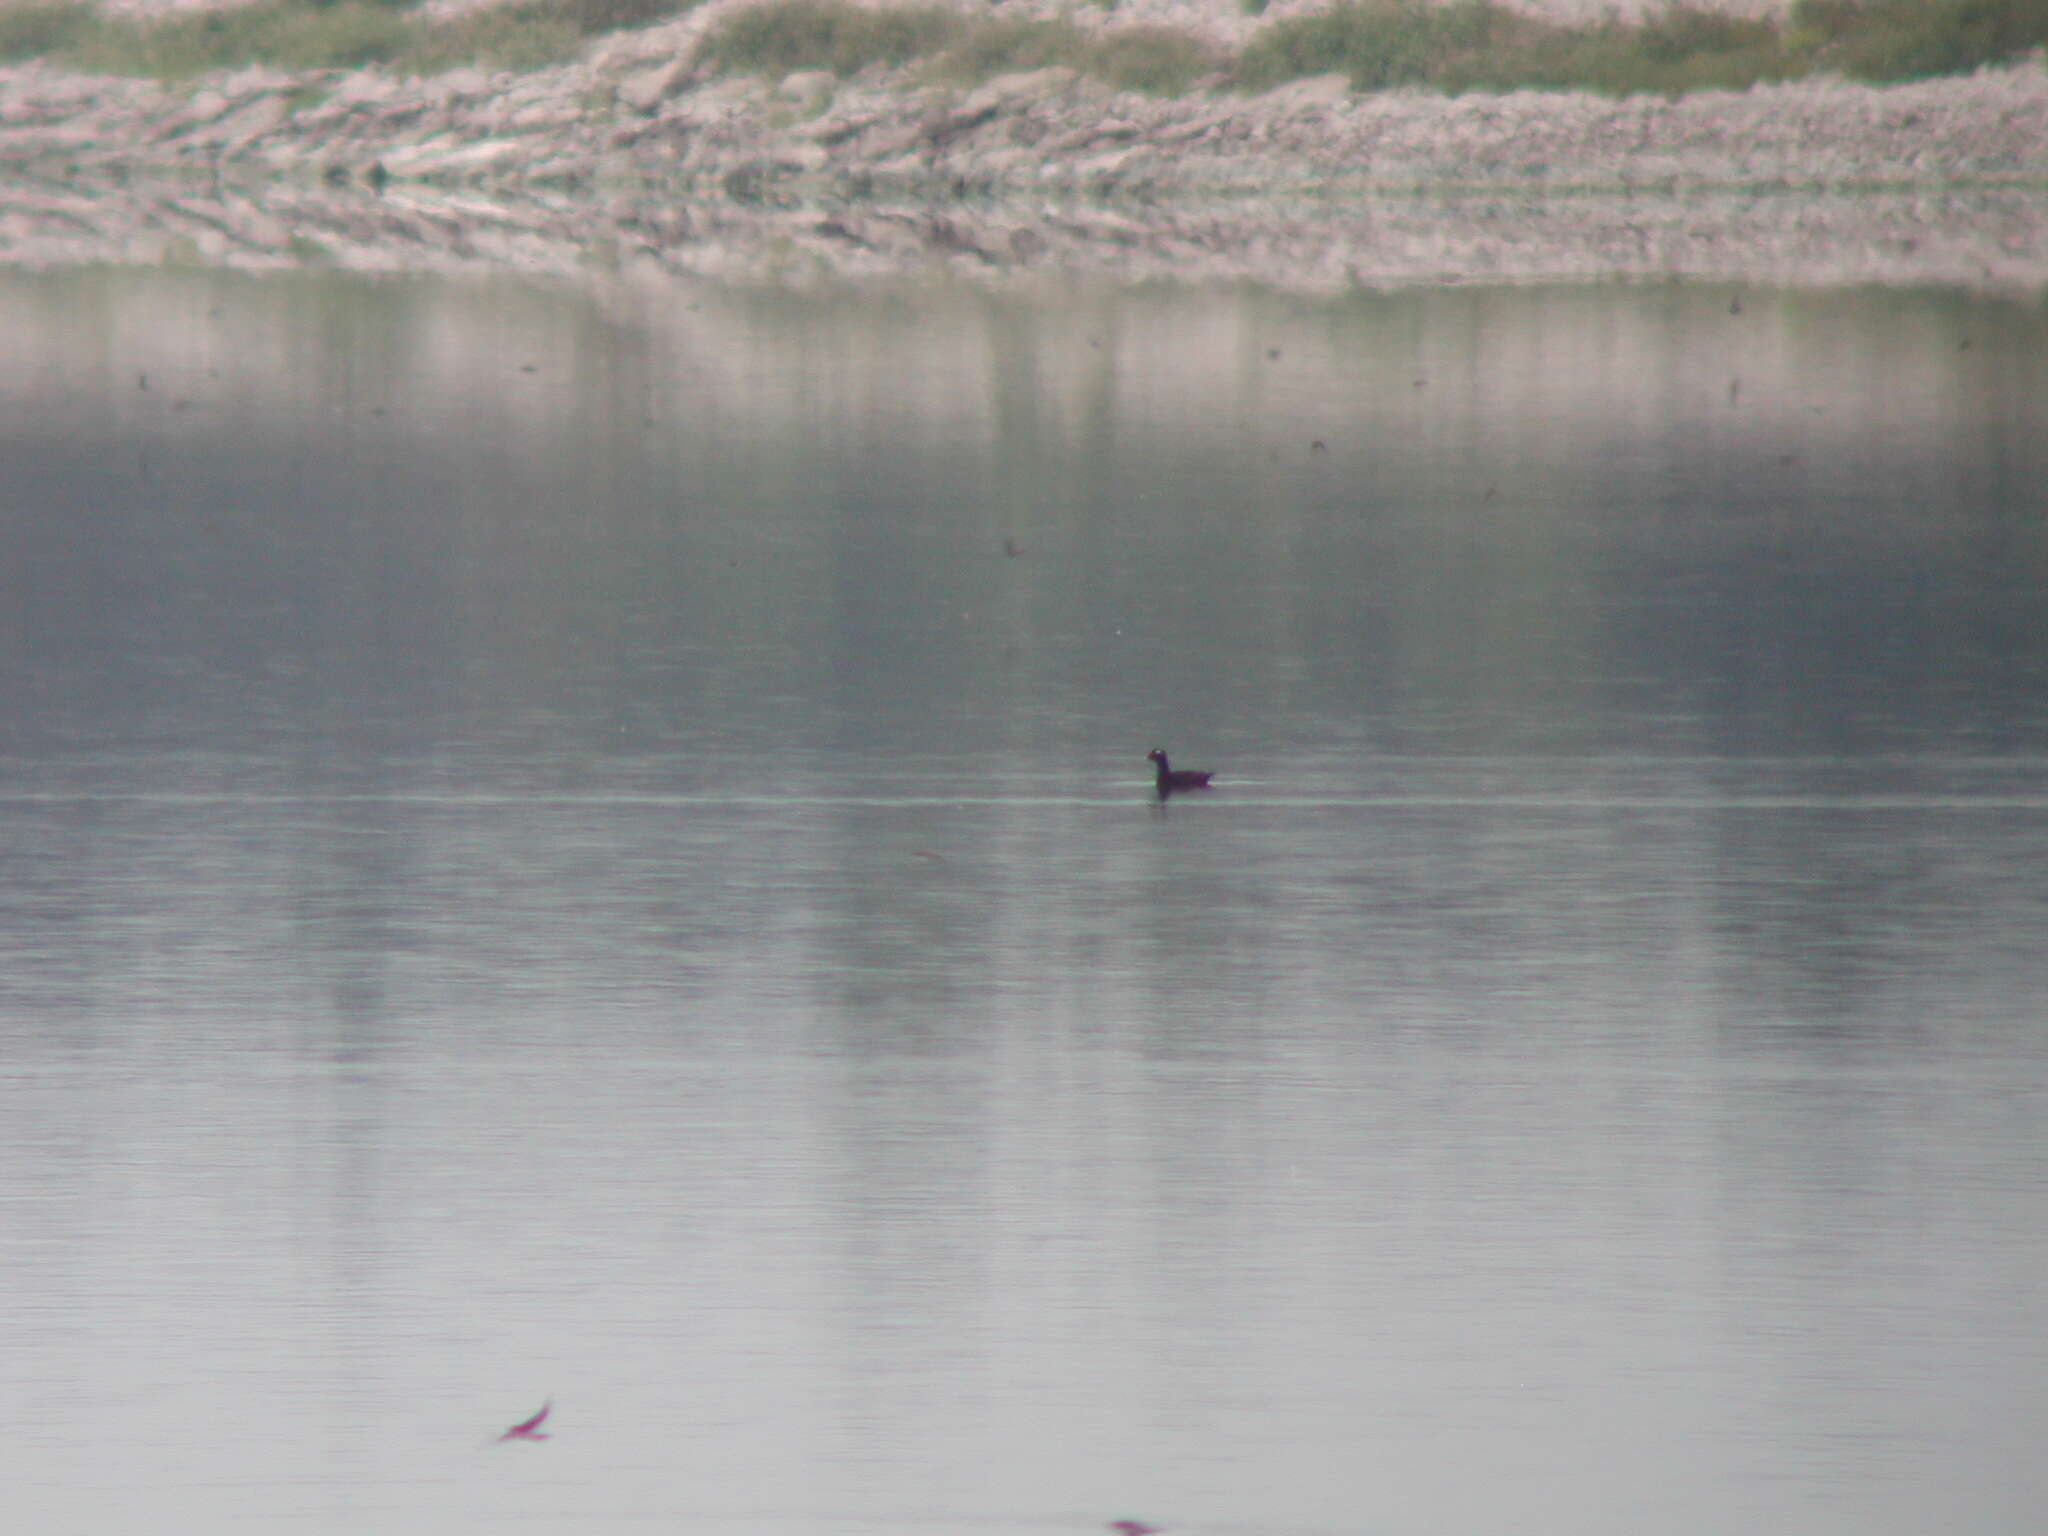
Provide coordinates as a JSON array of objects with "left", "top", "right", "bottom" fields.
[{"left": 1147, "top": 748, "right": 1214, "bottom": 794}]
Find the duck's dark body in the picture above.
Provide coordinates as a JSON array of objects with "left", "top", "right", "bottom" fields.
[{"left": 1147, "top": 748, "right": 1214, "bottom": 794}]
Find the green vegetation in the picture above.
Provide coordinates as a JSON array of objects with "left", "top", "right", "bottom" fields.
[
  {"left": 687, "top": 3, "right": 1218, "bottom": 94},
  {"left": 53, "top": 1, "right": 411, "bottom": 76},
  {"left": 1239, "top": 0, "right": 1766, "bottom": 95},
  {"left": 921, "top": 15, "right": 1073, "bottom": 78},
  {"left": 1079, "top": 22, "right": 1217, "bottom": 93},
  {"left": 1794, "top": 0, "right": 2048, "bottom": 81},
  {"left": 1446, "top": 3, "right": 1802, "bottom": 94},
  {"left": 4, "top": 0, "right": 699, "bottom": 78},
  {"left": 401, "top": 2, "right": 585, "bottom": 74},
  {"left": 0, "top": 0, "right": 96, "bottom": 59},
  {"left": 1233, "top": 0, "right": 2048, "bottom": 95},
  {"left": 690, "top": 0, "right": 964, "bottom": 77},
  {"left": 1235, "top": 0, "right": 1518, "bottom": 92},
  {"left": 1, "top": 0, "right": 2044, "bottom": 93}
]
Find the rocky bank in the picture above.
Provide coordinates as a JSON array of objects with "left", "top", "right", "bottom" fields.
[{"left": 4, "top": 23, "right": 2048, "bottom": 288}]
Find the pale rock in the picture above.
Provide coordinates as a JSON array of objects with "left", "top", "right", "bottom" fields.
[
  {"left": 429, "top": 68, "right": 493, "bottom": 103},
  {"left": 586, "top": 19, "right": 697, "bottom": 74},
  {"left": 776, "top": 70, "right": 836, "bottom": 107},
  {"left": 960, "top": 66, "right": 1078, "bottom": 116},
  {"left": 1263, "top": 72, "right": 1353, "bottom": 109},
  {"left": 775, "top": 140, "right": 830, "bottom": 173},
  {"left": 376, "top": 136, "right": 460, "bottom": 175},
  {"left": 693, "top": 75, "right": 770, "bottom": 106},
  {"left": 507, "top": 99, "right": 587, "bottom": 130},
  {"left": 434, "top": 138, "right": 534, "bottom": 173},
  {"left": 1073, "top": 148, "right": 1136, "bottom": 181},
  {"left": 803, "top": 107, "right": 892, "bottom": 146},
  {"left": 155, "top": 88, "right": 230, "bottom": 138},
  {"left": 328, "top": 73, "right": 401, "bottom": 107},
  {"left": 231, "top": 91, "right": 293, "bottom": 132},
  {"left": 619, "top": 56, "right": 693, "bottom": 114}
]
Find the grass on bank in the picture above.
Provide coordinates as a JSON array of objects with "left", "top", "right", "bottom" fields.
[
  {"left": 689, "top": 0, "right": 1220, "bottom": 95},
  {"left": 690, "top": 0, "right": 2048, "bottom": 94},
  {"left": 1234, "top": 0, "right": 2048, "bottom": 94},
  {"left": 2, "top": 0, "right": 2045, "bottom": 93},
  {"left": 1, "top": 0, "right": 700, "bottom": 79},
  {"left": 1233, "top": 0, "right": 1799, "bottom": 95}
]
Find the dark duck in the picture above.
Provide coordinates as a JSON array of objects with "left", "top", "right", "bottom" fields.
[{"left": 1147, "top": 748, "right": 1215, "bottom": 795}]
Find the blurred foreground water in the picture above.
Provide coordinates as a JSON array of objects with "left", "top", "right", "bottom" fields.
[{"left": 2, "top": 267, "right": 2045, "bottom": 1536}]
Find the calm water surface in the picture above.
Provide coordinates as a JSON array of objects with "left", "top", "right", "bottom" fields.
[{"left": 2, "top": 269, "right": 2046, "bottom": 1536}]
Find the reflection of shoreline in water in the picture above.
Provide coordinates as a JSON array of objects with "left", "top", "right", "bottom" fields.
[
  {"left": 3, "top": 175, "right": 2044, "bottom": 291},
  {"left": 3, "top": 46, "right": 2047, "bottom": 290}
]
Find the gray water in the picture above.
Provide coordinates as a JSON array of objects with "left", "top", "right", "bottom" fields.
[{"left": 3, "top": 268, "right": 2046, "bottom": 1536}]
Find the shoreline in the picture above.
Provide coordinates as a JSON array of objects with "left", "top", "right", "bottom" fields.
[
  {"left": 7, "top": 176, "right": 2043, "bottom": 292},
  {"left": 5, "top": 42, "right": 2048, "bottom": 288}
]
